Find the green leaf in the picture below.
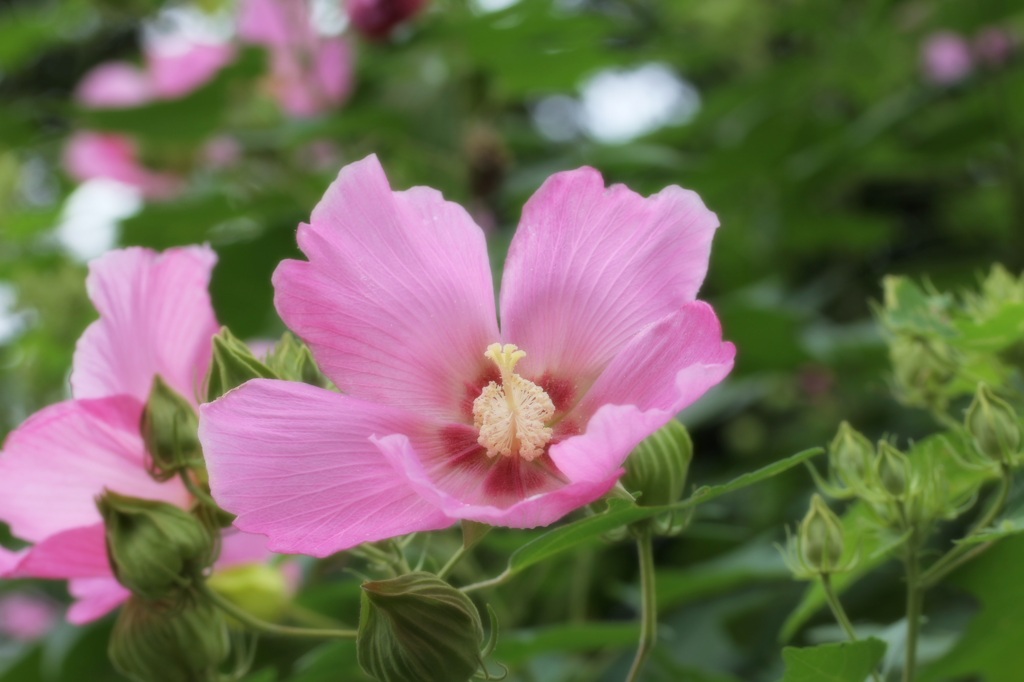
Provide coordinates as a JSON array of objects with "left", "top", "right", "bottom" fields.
[
  {"left": 780, "top": 638, "right": 886, "bottom": 682},
  {"left": 495, "top": 622, "right": 639, "bottom": 665},
  {"left": 470, "top": 447, "right": 822, "bottom": 588},
  {"left": 919, "top": 535, "right": 1024, "bottom": 682}
]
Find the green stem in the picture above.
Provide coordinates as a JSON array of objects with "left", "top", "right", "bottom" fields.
[
  {"left": 179, "top": 470, "right": 219, "bottom": 509},
  {"left": 197, "top": 581, "right": 357, "bottom": 640},
  {"left": 460, "top": 571, "right": 510, "bottom": 594},
  {"left": 919, "top": 465, "right": 1012, "bottom": 589},
  {"left": 437, "top": 544, "right": 470, "bottom": 580},
  {"left": 821, "top": 574, "right": 882, "bottom": 682},
  {"left": 903, "top": 535, "right": 923, "bottom": 682},
  {"left": 625, "top": 527, "right": 657, "bottom": 682},
  {"left": 821, "top": 573, "right": 859, "bottom": 641}
]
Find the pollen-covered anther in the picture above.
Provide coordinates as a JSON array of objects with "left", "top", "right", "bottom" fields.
[{"left": 472, "top": 343, "right": 555, "bottom": 461}]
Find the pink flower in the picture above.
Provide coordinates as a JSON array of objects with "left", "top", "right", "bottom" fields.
[
  {"left": 63, "top": 132, "right": 184, "bottom": 200},
  {"left": 200, "top": 155, "right": 735, "bottom": 557},
  {"left": 66, "top": 40, "right": 234, "bottom": 198},
  {"left": 238, "top": 0, "right": 354, "bottom": 117},
  {"left": 346, "top": 0, "right": 429, "bottom": 40},
  {"left": 0, "top": 592, "right": 60, "bottom": 642},
  {"left": 0, "top": 247, "right": 267, "bottom": 623},
  {"left": 921, "top": 31, "right": 973, "bottom": 86},
  {"left": 974, "top": 26, "right": 1016, "bottom": 67}
]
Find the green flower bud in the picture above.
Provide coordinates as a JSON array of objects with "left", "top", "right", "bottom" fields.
[
  {"left": 965, "top": 384, "right": 1021, "bottom": 463},
  {"left": 828, "top": 422, "right": 874, "bottom": 490},
  {"left": 876, "top": 441, "right": 910, "bottom": 499},
  {"left": 890, "top": 336, "right": 954, "bottom": 406},
  {"left": 109, "top": 595, "right": 229, "bottom": 682},
  {"left": 205, "top": 327, "right": 277, "bottom": 402},
  {"left": 358, "top": 572, "right": 484, "bottom": 682},
  {"left": 265, "top": 332, "right": 328, "bottom": 388},
  {"left": 98, "top": 492, "right": 214, "bottom": 600},
  {"left": 142, "top": 376, "right": 201, "bottom": 481},
  {"left": 620, "top": 421, "right": 691, "bottom": 535},
  {"left": 206, "top": 563, "right": 294, "bottom": 623},
  {"left": 798, "top": 495, "right": 845, "bottom": 574}
]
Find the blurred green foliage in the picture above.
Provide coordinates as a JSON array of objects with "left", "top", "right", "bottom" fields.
[{"left": 2, "top": 0, "right": 1023, "bottom": 679}]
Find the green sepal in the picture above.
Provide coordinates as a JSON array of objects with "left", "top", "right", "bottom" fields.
[
  {"left": 205, "top": 327, "right": 277, "bottom": 402},
  {"left": 265, "top": 332, "right": 329, "bottom": 388}
]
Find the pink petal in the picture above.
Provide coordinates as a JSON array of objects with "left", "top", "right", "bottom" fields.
[
  {"left": 215, "top": 529, "right": 274, "bottom": 569},
  {"left": 67, "top": 578, "right": 130, "bottom": 624},
  {"left": 274, "top": 155, "right": 499, "bottom": 420},
  {"left": 62, "top": 132, "right": 183, "bottom": 199},
  {"left": 499, "top": 167, "right": 720, "bottom": 387},
  {"left": 374, "top": 432, "right": 619, "bottom": 528},
  {"left": 0, "top": 397, "right": 188, "bottom": 543},
  {"left": 70, "top": 245, "right": 219, "bottom": 405},
  {"left": 0, "top": 592, "right": 61, "bottom": 640},
  {"left": 551, "top": 303, "right": 733, "bottom": 482},
  {"left": 0, "top": 547, "right": 19, "bottom": 575},
  {"left": 273, "top": 37, "right": 354, "bottom": 117},
  {"left": 75, "top": 62, "right": 154, "bottom": 108},
  {"left": 238, "top": 0, "right": 307, "bottom": 47},
  {"left": 8, "top": 523, "right": 112, "bottom": 580},
  {"left": 575, "top": 302, "right": 735, "bottom": 421},
  {"left": 200, "top": 379, "right": 454, "bottom": 557},
  {"left": 147, "top": 41, "right": 234, "bottom": 100}
]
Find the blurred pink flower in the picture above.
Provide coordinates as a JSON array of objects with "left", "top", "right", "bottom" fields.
[
  {"left": 921, "top": 31, "right": 973, "bottom": 86},
  {"left": 0, "top": 247, "right": 268, "bottom": 624},
  {"left": 200, "top": 155, "right": 734, "bottom": 557},
  {"left": 974, "top": 26, "right": 1016, "bottom": 67},
  {"left": 347, "top": 0, "right": 428, "bottom": 40},
  {"left": 66, "top": 40, "right": 235, "bottom": 198},
  {"left": 0, "top": 592, "right": 60, "bottom": 642},
  {"left": 63, "top": 132, "right": 183, "bottom": 200},
  {"left": 238, "top": 0, "right": 354, "bottom": 117}
]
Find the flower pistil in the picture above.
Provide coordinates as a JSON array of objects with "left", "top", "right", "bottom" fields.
[{"left": 472, "top": 344, "right": 555, "bottom": 461}]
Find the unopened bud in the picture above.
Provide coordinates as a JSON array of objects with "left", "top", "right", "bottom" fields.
[
  {"left": 828, "top": 422, "right": 874, "bottom": 489},
  {"left": 620, "top": 420, "right": 691, "bottom": 535},
  {"left": 876, "top": 442, "right": 910, "bottom": 499},
  {"left": 965, "top": 384, "right": 1021, "bottom": 463},
  {"left": 109, "top": 595, "right": 228, "bottom": 682},
  {"left": 142, "top": 376, "right": 200, "bottom": 481},
  {"left": 891, "top": 336, "right": 954, "bottom": 403},
  {"left": 265, "top": 332, "right": 328, "bottom": 388},
  {"left": 98, "top": 493, "right": 214, "bottom": 600},
  {"left": 358, "top": 572, "right": 484, "bottom": 682},
  {"left": 205, "top": 327, "right": 277, "bottom": 402},
  {"left": 798, "top": 495, "right": 845, "bottom": 574}
]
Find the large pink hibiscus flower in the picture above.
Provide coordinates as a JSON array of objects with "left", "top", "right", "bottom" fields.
[
  {"left": 0, "top": 247, "right": 264, "bottom": 623},
  {"left": 200, "top": 155, "right": 735, "bottom": 557}
]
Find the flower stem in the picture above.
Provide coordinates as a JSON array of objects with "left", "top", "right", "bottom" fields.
[
  {"left": 820, "top": 573, "right": 858, "bottom": 641},
  {"left": 626, "top": 527, "right": 657, "bottom": 682},
  {"left": 437, "top": 544, "right": 469, "bottom": 580},
  {"left": 821, "top": 574, "right": 882, "bottom": 682},
  {"left": 903, "top": 535, "right": 923, "bottom": 682},
  {"left": 197, "top": 580, "right": 357, "bottom": 640},
  {"left": 919, "top": 465, "right": 1012, "bottom": 589},
  {"left": 179, "top": 470, "right": 219, "bottom": 509}
]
